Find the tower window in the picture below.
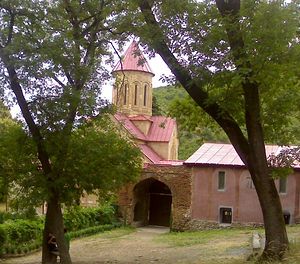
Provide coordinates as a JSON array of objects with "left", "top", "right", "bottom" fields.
[
  {"left": 143, "top": 84, "right": 147, "bottom": 106},
  {"left": 134, "top": 84, "right": 138, "bottom": 105},
  {"left": 115, "top": 86, "right": 119, "bottom": 104},
  {"left": 124, "top": 84, "right": 128, "bottom": 105}
]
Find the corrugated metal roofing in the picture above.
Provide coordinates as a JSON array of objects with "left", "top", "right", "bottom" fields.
[
  {"left": 185, "top": 143, "right": 299, "bottom": 168},
  {"left": 114, "top": 113, "right": 146, "bottom": 141},
  {"left": 114, "top": 113, "right": 176, "bottom": 143},
  {"left": 112, "top": 41, "right": 154, "bottom": 76},
  {"left": 147, "top": 116, "right": 176, "bottom": 142},
  {"left": 139, "top": 144, "right": 162, "bottom": 163},
  {"left": 139, "top": 145, "right": 183, "bottom": 165}
]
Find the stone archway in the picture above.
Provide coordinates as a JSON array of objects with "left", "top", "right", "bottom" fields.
[{"left": 133, "top": 178, "right": 172, "bottom": 227}]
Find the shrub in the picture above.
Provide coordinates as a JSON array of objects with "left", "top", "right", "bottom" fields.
[
  {"left": 0, "top": 212, "right": 4, "bottom": 224},
  {"left": 0, "top": 225, "right": 7, "bottom": 246},
  {"left": 63, "top": 204, "right": 117, "bottom": 232},
  {"left": 4, "top": 219, "right": 43, "bottom": 244}
]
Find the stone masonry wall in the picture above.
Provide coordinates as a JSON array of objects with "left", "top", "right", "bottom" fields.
[{"left": 118, "top": 164, "right": 193, "bottom": 231}]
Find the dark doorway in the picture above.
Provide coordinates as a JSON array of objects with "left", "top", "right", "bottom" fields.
[
  {"left": 283, "top": 211, "right": 290, "bottom": 225},
  {"left": 220, "top": 207, "right": 232, "bottom": 224},
  {"left": 148, "top": 181, "right": 172, "bottom": 226},
  {"left": 133, "top": 179, "right": 172, "bottom": 227}
]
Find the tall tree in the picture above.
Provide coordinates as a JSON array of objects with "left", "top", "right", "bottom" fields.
[
  {"left": 124, "top": 0, "right": 300, "bottom": 260},
  {"left": 0, "top": 1, "right": 141, "bottom": 263}
]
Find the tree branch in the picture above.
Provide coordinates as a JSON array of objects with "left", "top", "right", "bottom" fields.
[
  {"left": 5, "top": 11, "right": 15, "bottom": 46},
  {"left": 138, "top": 0, "right": 250, "bottom": 164},
  {"left": 0, "top": 49, "right": 52, "bottom": 176}
]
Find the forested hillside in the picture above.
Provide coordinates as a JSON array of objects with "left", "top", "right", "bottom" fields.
[
  {"left": 153, "top": 86, "right": 300, "bottom": 160},
  {"left": 153, "top": 86, "right": 228, "bottom": 160}
]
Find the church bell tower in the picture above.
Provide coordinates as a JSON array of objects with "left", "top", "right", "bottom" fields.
[{"left": 112, "top": 41, "right": 155, "bottom": 116}]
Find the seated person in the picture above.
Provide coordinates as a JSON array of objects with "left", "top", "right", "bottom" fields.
[{"left": 47, "top": 233, "right": 59, "bottom": 255}]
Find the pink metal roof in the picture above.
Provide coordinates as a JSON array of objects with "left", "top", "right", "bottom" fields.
[
  {"left": 112, "top": 41, "right": 154, "bottom": 76},
  {"left": 185, "top": 143, "right": 299, "bottom": 168},
  {"left": 147, "top": 116, "right": 176, "bottom": 142},
  {"left": 114, "top": 113, "right": 147, "bottom": 141},
  {"left": 139, "top": 145, "right": 184, "bottom": 165},
  {"left": 114, "top": 113, "right": 176, "bottom": 143},
  {"left": 139, "top": 144, "right": 163, "bottom": 163}
]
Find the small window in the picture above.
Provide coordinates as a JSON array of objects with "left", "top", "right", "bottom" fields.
[
  {"left": 279, "top": 178, "right": 287, "bottom": 194},
  {"left": 134, "top": 84, "right": 138, "bottom": 105},
  {"left": 246, "top": 177, "right": 255, "bottom": 189},
  {"left": 220, "top": 207, "right": 232, "bottom": 224},
  {"left": 143, "top": 84, "right": 147, "bottom": 106},
  {"left": 218, "top": 171, "right": 225, "bottom": 190}
]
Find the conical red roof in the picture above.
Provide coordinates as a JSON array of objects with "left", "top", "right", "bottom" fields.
[{"left": 112, "top": 41, "right": 154, "bottom": 76}]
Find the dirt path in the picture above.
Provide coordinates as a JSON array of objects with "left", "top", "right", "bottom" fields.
[{"left": 1, "top": 226, "right": 249, "bottom": 264}]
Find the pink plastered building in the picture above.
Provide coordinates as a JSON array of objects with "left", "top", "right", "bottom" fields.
[{"left": 186, "top": 143, "right": 300, "bottom": 227}]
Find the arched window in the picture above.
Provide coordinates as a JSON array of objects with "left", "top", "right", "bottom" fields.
[
  {"left": 134, "top": 84, "right": 138, "bottom": 105},
  {"left": 124, "top": 84, "right": 128, "bottom": 105},
  {"left": 143, "top": 84, "right": 147, "bottom": 106}
]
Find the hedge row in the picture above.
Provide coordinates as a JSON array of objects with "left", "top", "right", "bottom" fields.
[
  {"left": 0, "top": 223, "right": 121, "bottom": 256},
  {"left": 63, "top": 204, "right": 117, "bottom": 231},
  {"left": 0, "top": 204, "right": 118, "bottom": 257}
]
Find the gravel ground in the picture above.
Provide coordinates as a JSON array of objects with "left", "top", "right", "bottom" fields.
[{"left": 0, "top": 226, "right": 249, "bottom": 264}]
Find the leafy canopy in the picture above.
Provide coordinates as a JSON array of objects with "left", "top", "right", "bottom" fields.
[
  {"left": 125, "top": 0, "right": 300, "bottom": 145},
  {"left": 0, "top": 0, "right": 142, "bottom": 208}
]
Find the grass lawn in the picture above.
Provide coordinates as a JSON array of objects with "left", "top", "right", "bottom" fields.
[{"left": 156, "top": 225, "right": 300, "bottom": 264}]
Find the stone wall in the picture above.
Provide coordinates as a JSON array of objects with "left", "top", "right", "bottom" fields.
[
  {"left": 186, "top": 219, "right": 264, "bottom": 231},
  {"left": 118, "top": 164, "right": 193, "bottom": 230}
]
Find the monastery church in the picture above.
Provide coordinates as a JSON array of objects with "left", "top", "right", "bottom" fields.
[{"left": 88, "top": 41, "right": 300, "bottom": 230}]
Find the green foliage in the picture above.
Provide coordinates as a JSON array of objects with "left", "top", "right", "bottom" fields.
[
  {"left": 268, "top": 147, "right": 300, "bottom": 179},
  {"left": 153, "top": 85, "right": 228, "bottom": 159},
  {"left": 3, "top": 219, "right": 43, "bottom": 244},
  {"left": 0, "top": 1, "right": 143, "bottom": 212},
  {"left": 67, "top": 223, "right": 121, "bottom": 240},
  {"left": 153, "top": 86, "right": 188, "bottom": 115},
  {"left": 56, "top": 116, "right": 142, "bottom": 204},
  {"left": 0, "top": 103, "right": 38, "bottom": 206},
  {"left": 63, "top": 204, "right": 118, "bottom": 232},
  {"left": 0, "top": 225, "right": 6, "bottom": 249},
  {"left": 0, "top": 204, "right": 120, "bottom": 256},
  {"left": 152, "top": 94, "right": 164, "bottom": 116}
]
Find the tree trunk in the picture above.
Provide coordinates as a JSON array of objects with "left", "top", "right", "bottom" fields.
[
  {"left": 250, "top": 165, "right": 288, "bottom": 260},
  {"left": 215, "top": 0, "right": 289, "bottom": 259},
  {"left": 42, "top": 196, "right": 72, "bottom": 264},
  {"left": 244, "top": 84, "right": 288, "bottom": 259}
]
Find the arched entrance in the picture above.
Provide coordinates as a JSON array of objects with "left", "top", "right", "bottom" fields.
[{"left": 133, "top": 178, "right": 172, "bottom": 227}]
